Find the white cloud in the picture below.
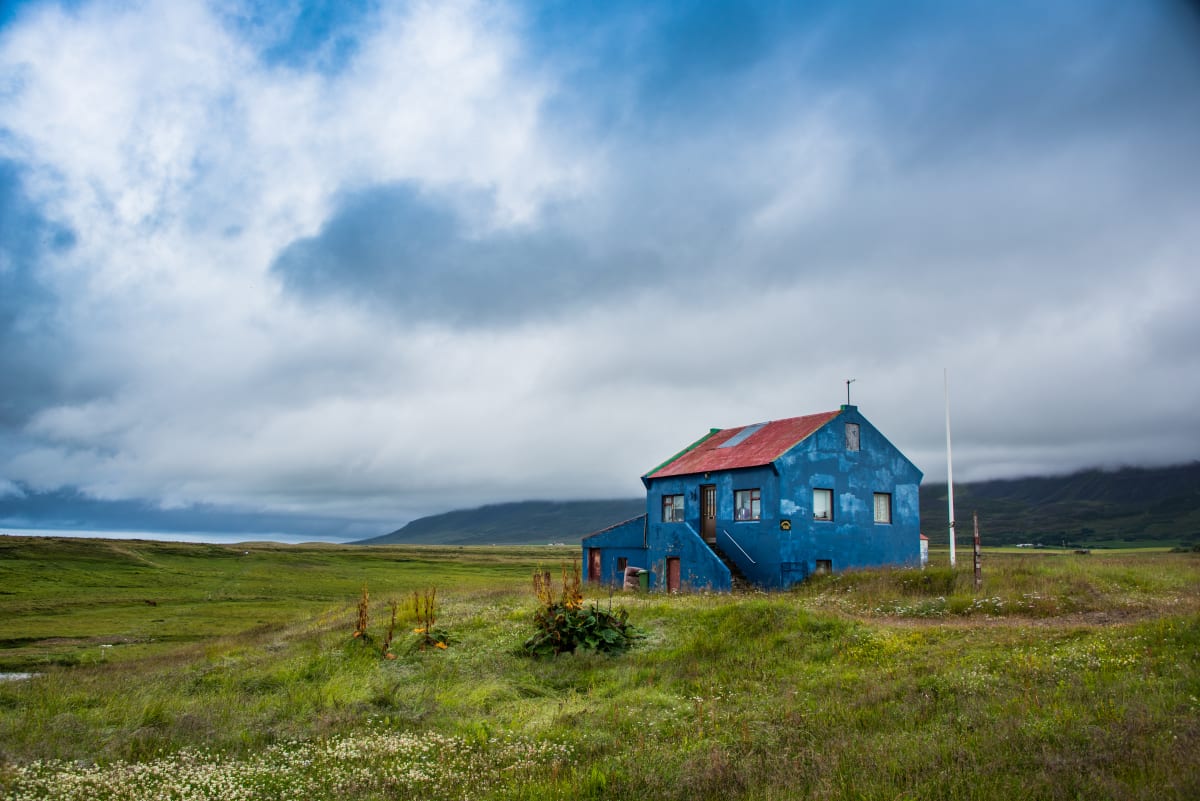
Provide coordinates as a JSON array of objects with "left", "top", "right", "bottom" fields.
[{"left": 0, "top": 0, "right": 1197, "bottom": 529}]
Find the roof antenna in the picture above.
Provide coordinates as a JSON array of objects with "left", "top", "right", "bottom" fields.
[{"left": 845, "top": 378, "right": 856, "bottom": 406}]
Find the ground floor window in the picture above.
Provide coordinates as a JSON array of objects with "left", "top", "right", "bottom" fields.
[
  {"left": 813, "top": 488, "right": 833, "bottom": 521},
  {"left": 662, "top": 494, "right": 684, "bottom": 522},
  {"left": 874, "top": 492, "right": 892, "bottom": 524},
  {"left": 814, "top": 559, "right": 832, "bottom": 575},
  {"left": 734, "top": 488, "right": 761, "bottom": 520}
]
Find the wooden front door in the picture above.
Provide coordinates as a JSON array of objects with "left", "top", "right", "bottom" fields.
[
  {"left": 666, "top": 557, "right": 681, "bottom": 593},
  {"left": 700, "top": 484, "right": 716, "bottom": 543},
  {"left": 588, "top": 548, "right": 602, "bottom": 583}
]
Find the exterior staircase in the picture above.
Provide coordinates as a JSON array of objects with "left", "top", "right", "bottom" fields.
[{"left": 707, "top": 539, "right": 755, "bottom": 592}]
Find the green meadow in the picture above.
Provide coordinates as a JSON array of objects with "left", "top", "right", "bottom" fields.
[{"left": 1, "top": 537, "right": 1197, "bottom": 800}]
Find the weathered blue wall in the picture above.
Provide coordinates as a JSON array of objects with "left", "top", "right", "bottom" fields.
[
  {"left": 586, "top": 407, "right": 922, "bottom": 591},
  {"left": 644, "top": 521, "right": 732, "bottom": 591},
  {"left": 582, "top": 515, "right": 648, "bottom": 585},
  {"left": 644, "top": 465, "right": 778, "bottom": 588},
  {"left": 583, "top": 513, "right": 732, "bottom": 591},
  {"left": 773, "top": 406, "right": 922, "bottom": 580}
]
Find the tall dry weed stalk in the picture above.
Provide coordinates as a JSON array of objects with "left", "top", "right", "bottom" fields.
[
  {"left": 533, "top": 560, "right": 583, "bottom": 611},
  {"left": 382, "top": 599, "right": 399, "bottom": 657},
  {"left": 563, "top": 560, "right": 583, "bottom": 610},
  {"left": 534, "top": 568, "right": 554, "bottom": 607},
  {"left": 413, "top": 587, "right": 446, "bottom": 650},
  {"left": 353, "top": 584, "right": 370, "bottom": 638}
]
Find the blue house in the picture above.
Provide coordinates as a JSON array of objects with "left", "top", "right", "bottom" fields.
[{"left": 582, "top": 405, "right": 922, "bottom": 591}]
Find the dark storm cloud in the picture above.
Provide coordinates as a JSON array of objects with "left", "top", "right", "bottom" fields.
[
  {"left": 0, "top": 158, "right": 75, "bottom": 427},
  {"left": 271, "top": 183, "right": 662, "bottom": 326},
  {"left": 535, "top": 0, "right": 1200, "bottom": 156},
  {"left": 270, "top": 0, "right": 1200, "bottom": 334}
]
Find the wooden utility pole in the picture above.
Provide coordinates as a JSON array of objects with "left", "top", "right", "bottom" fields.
[{"left": 973, "top": 510, "right": 982, "bottom": 591}]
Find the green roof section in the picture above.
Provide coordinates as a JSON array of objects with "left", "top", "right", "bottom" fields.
[{"left": 642, "top": 428, "right": 722, "bottom": 481}]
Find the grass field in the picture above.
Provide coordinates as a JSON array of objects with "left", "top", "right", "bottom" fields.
[{"left": 1, "top": 537, "right": 1198, "bottom": 800}]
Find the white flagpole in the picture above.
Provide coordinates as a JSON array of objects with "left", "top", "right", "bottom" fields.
[{"left": 945, "top": 368, "right": 956, "bottom": 568}]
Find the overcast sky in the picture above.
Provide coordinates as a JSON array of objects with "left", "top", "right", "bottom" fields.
[{"left": 2, "top": 0, "right": 1198, "bottom": 536}]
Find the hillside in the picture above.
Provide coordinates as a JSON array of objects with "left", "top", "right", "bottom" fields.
[
  {"left": 919, "top": 462, "right": 1200, "bottom": 547},
  {"left": 359, "top": 463, "right": 1200, "bottom": 548},
  {"left": 355, "top": 499, "right": 645, "bottom": 545}
]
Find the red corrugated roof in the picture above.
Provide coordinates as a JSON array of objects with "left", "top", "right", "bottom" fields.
[{"left": 645, "top": 410, "right": 842, "bottom": 480}]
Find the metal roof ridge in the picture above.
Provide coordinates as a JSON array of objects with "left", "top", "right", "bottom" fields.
[{"left": 645, "top": 409, "right": 844, "bottom": 481}]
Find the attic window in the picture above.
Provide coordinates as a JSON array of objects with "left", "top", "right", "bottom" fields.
[
  {"left": 845, "top": 423, "right": 860, "bottom": 451},
  {"left": 874, "top": 493, "right": 892, "bottom": 524},
  {"left": 662, "top": 494, "right": 684, "bottom": 522},
  {"left": 813, "top": 488, "right": 833, "bottom": 521},
  {"left": 734, "top": 489, "right": 761, "bottom": 521}
]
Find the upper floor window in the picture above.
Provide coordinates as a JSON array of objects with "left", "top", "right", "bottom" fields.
[
  {"left": 813, "top": 488, "right": 833, "bottom": 521},
  {"left": 734, "top": 489, "right": 761, "bottom": 521},
  {"left": 845, "top": 423, "right": 860, "bottom": 451},
  {"left": 873, "top": 492, "right": 892, "bottom": 524},
  {"left": 662, "top": 494, "right": 684, "bottom": 522}
]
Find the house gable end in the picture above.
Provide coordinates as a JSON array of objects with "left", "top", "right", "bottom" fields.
[{"left": 772, "top": 407, "right": 923, "bottom": 484}]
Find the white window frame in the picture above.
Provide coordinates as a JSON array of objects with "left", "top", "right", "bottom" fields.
[
  {"left": 813, "top": 488, "right": 833, "bottom": 521},
  {"left": 873, "top": 492, "right": 892, "bottom": 524}
]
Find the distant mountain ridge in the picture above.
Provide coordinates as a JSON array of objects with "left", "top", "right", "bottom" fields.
[
  {"left": 920, "top": 462, "right": 1200, "bottom": 547},
  {"left": 358, "top": 463, "right": 1200, "bottom": 548},
  {"left": 355, "top": 499, "right": 645, "bottom": 545}
]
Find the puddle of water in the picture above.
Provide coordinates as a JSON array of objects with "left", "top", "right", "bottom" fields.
[{"left": 0, "top": 672, "right": 38, "bottom": 681}]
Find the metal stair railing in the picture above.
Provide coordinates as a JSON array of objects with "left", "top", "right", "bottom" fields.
[
  {"left": 721, "top": 529, "right": 756, "bottom": 565},
  {"left": 681, "top": 521, "right": 738, "bottom": 582}
]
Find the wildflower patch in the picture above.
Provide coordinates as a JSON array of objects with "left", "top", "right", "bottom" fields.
[{"left": 2, "top": 730, "right": 574, "bottom": 801}]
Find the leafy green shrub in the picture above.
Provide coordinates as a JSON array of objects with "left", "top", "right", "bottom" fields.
[
  {"left": 524, "top": 601, "right": 638, "bottom": 656},
  {"left": 523, "top": 562, "right": 640, "bottom": 656}
]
